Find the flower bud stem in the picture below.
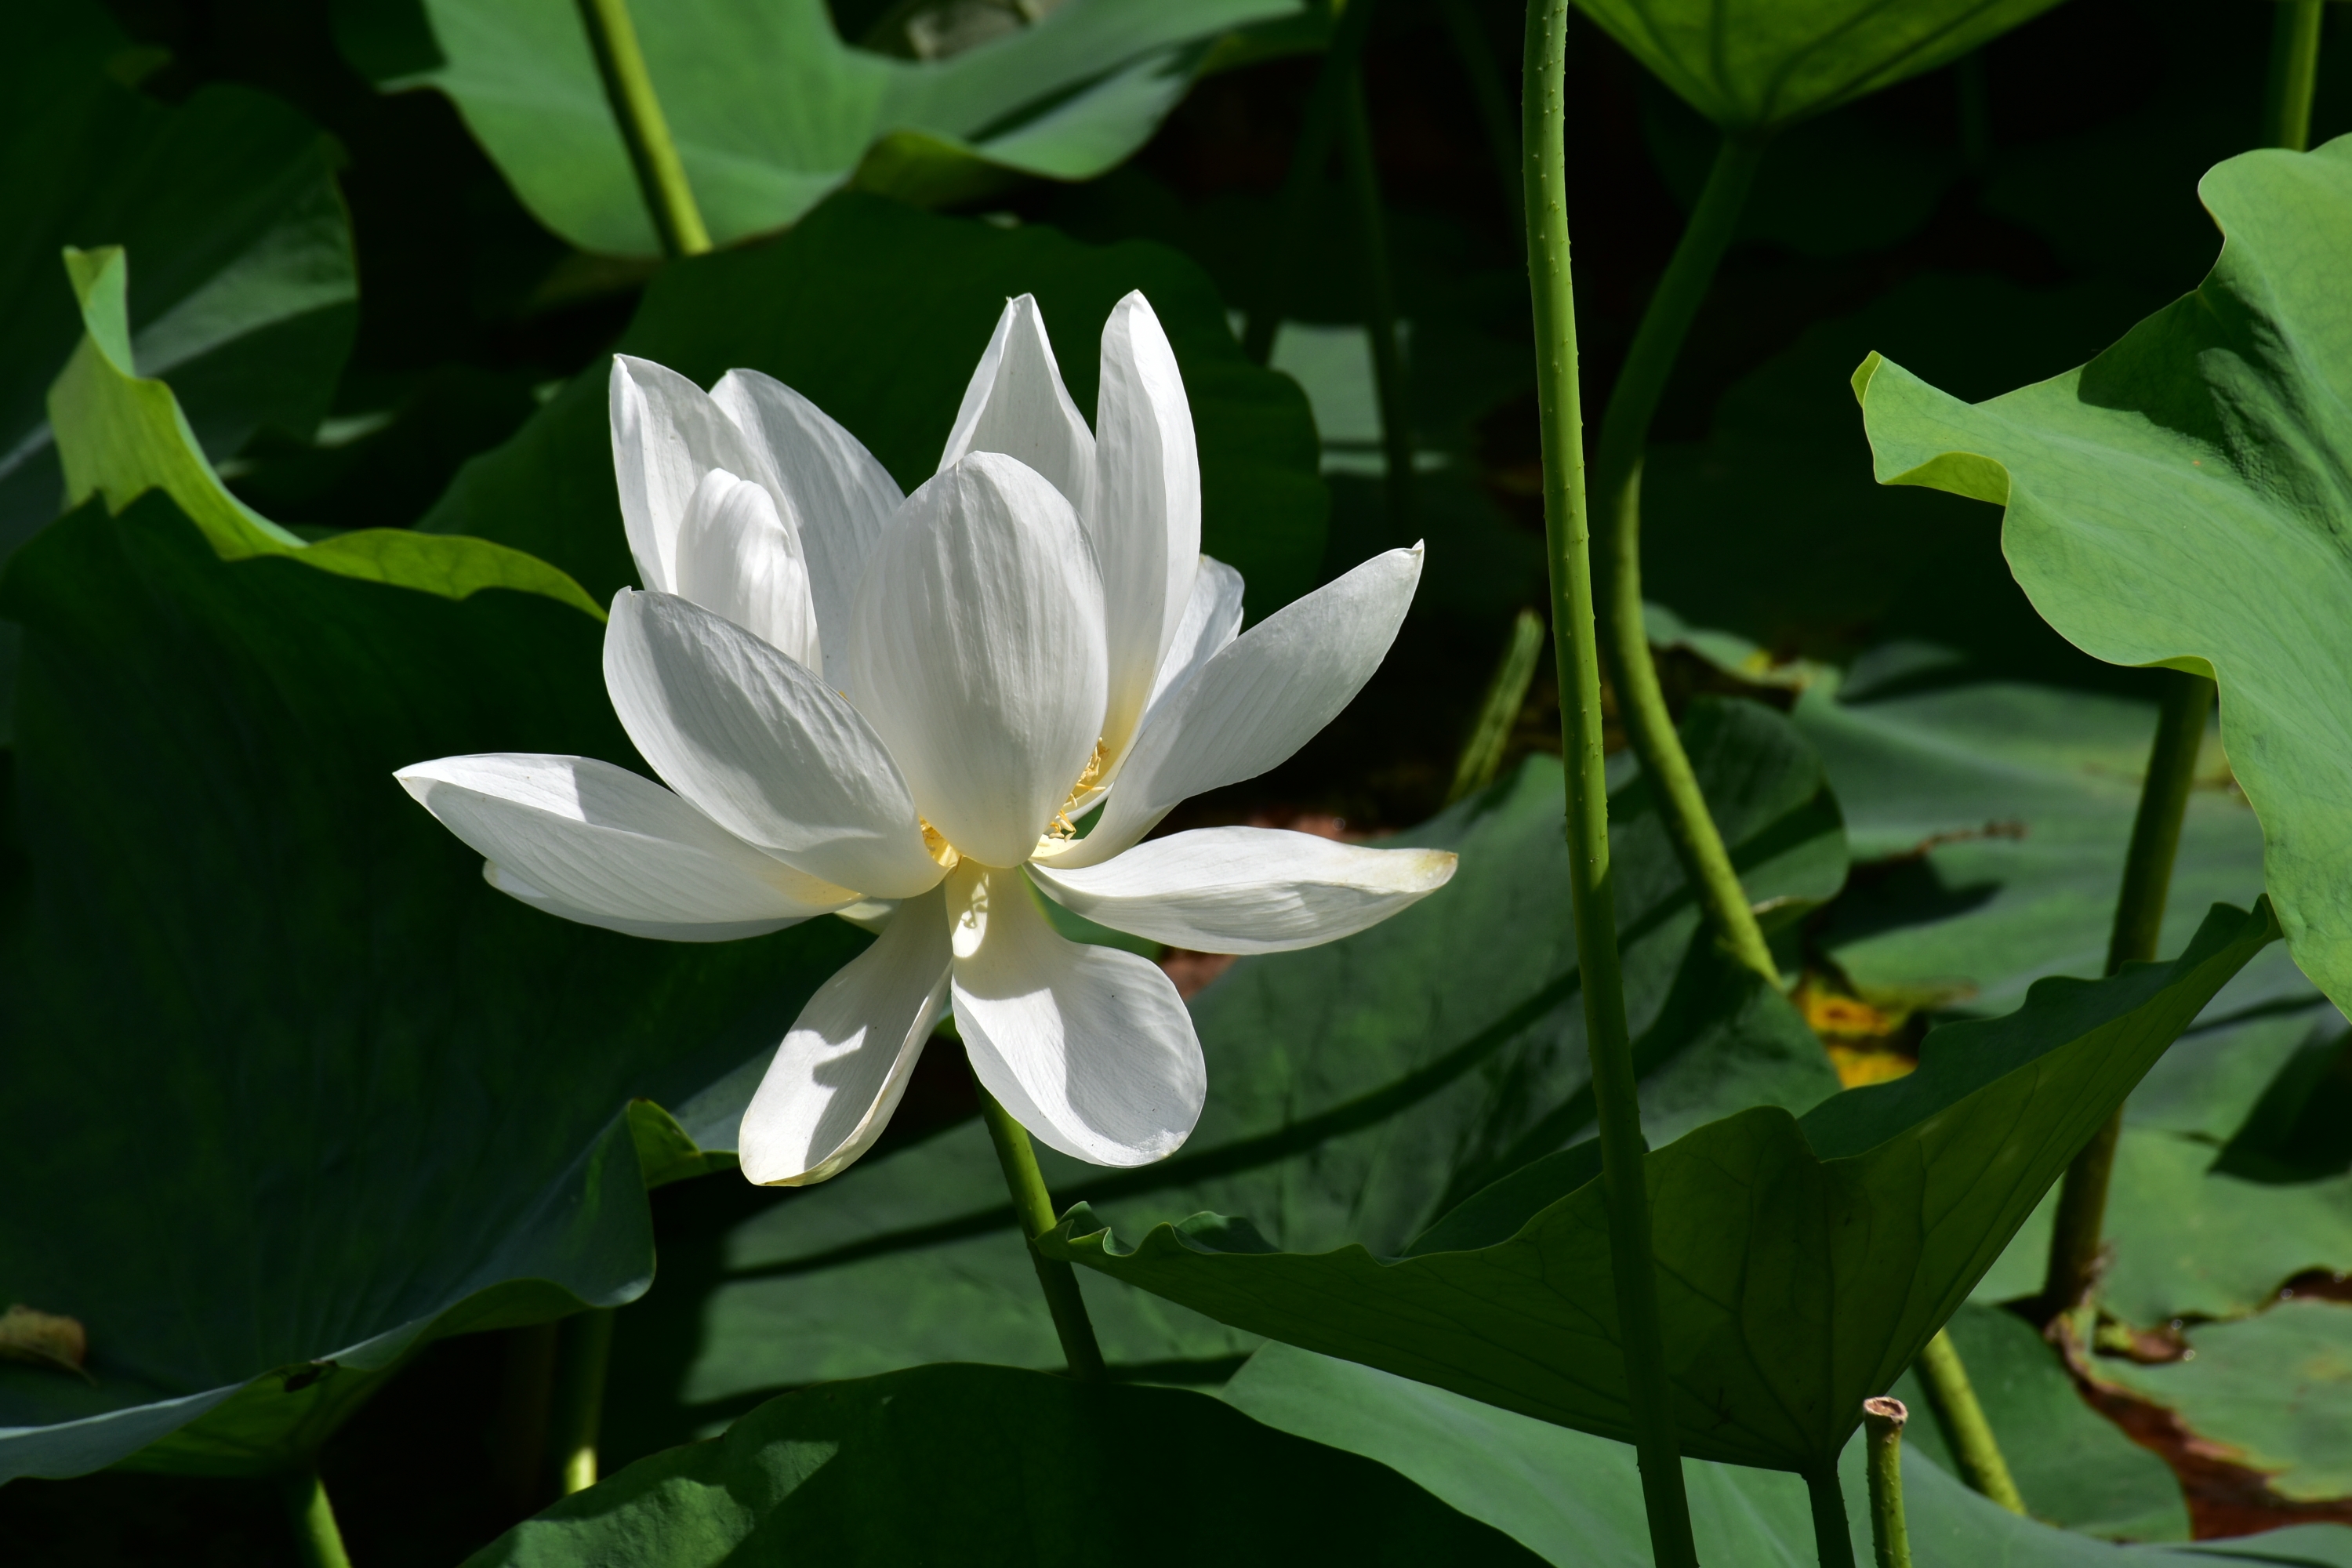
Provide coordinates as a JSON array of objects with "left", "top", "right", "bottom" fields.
[
  {"left": 1862, "top": 1399, "right": 1913, "bottom": 1568},
  {"left": 976, "top": 1076, "right": 1109, "bottom": 1381},
  {"left": 1523, "top": 3, "right": 1697, "bottom": 1563},
  {"left": 575, "top": 0, "right": 712, "bottom": 258}
]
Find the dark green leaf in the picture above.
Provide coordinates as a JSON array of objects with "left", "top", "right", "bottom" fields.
[
  {"left": 420, "top": 192, "right": 1327, "bottom": 623},
  {"left": 352, "top": 0, "right": 1306, "bottom": 257},
  {"left": 0, "top": 492, "right": 862, "bottom": 1481},
  {"left": 1042, "top": 901, "right": 2278, "bottom": 1472},
  {"left": 1857, "top": 136, "right": 2352, "bottom": 1016},
  {"left": 597, "top": 698, "right": 1847, "bottom": 1461},
  {"left": 463, "top": 1363, "right": 1544, "bottom": 1568}
]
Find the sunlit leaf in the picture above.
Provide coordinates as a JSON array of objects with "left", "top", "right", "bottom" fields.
[
  {"left": 1856, "top": 136, "right": 2352, "bottom": 1016},
  {"left": 1041, "top": 901, "right": 2278, "bottom": 1473},
  {"left": 0, "top": 490, "right": 861, "bottom": 1482},
  {"left": 464, "top": 1363, "right": 1545, "bottom": 1567},
  {"left": 345, "top": 0, "right": 1307, "bottom": 257}
]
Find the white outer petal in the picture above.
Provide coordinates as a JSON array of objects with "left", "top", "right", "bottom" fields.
[
  {"left": 1029, "top": 829, "right": 1457, "bottom": 954},
  {"left": 947, "top": 865, "right": 1203, "bottom": 1167},
  {"left": 1052, "top": 544, "right": 1424, "bottom": 868},
  {"left": 1139, "top": 554, "right": 1245, "bottom": 740},
  {"left": 609, "top": 355, "right": 765, "bottom": 593},
  {"left": 395, "top": 753, "right": 853, "bottom": 938},
  {"left": 673, "top": 468, "right": 823, "bottom": 670},
  {"left": 938, "top": 294, "right": 1098, "bottom": 526},
  {"left": 604, "top": 589, "right": 945, "bottom": 898},
  {"left": 711, "top": 369, "right": 902, "bottom": 689},
  {"left": 1092, "top": 292, "right": 1200, "bottom": 764},
  {"left": 847, "top": 452, "right": 1107, "bottom": 869},
  {"left": 739, "top": 885, "right": 953, "bottom": 1186}
]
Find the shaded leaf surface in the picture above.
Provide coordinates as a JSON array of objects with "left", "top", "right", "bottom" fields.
[
  {"left": 0, "top": 494, "right": 862, "bottom": 1481},
  {"left": 1857, "top": 136, "right": 2352, "bottom": 1015},
  {"left": 357, "top": 0, "right": 1302, "bottom": 256},
  {"left": 421, "top": 192, "right": 1326, "bottom": 622},
  {"left": 1044, "top": 902, "right": 2278, "bottom": 1472},
  {"left": 463, "top": 1363, "right": 1544, "bottom": 1568},
  {"left": 598, "top": 700, "right": 1846, "bottom": 1458}
]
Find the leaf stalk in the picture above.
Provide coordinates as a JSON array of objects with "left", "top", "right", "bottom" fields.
[
  {"left": 1336, "top": 67, "right": 1414, "bottom": 530},
  {"left": 282, "top": 1465, "right": 354, "bottom": 1568},
  {"left": 2263, "top": 0, "right": 2326, "bottom": 153},
  {"left": 977, "top": 1076, "right": 1109, "bottom": 1381},
  {"left": 2038, "top": 670, "right": 2214, "bottom": 1318},
  {"left": 575, "top": 0, "right": 712, "bottom": 258},
  {"left": 1805, "top": 1464, "right": 1857, "bottom": 1568},
  {"left": 1523, "top": 3, "right": 1697, "bottom": 1563},
  {"left": 1861, "top": 1399, "right": 1913, "bottom": 1568},
  {"left": 1591, "top": 133, "right": 1776, "bottom": 986},
  {"left": 553, "top": 1307, "right": 616, "bottom": 1494},
  {"left": 1912, "top": 1328, "right": 2025, "bottom": 1513}
]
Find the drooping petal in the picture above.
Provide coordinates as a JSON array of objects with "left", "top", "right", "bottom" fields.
[
  {"left": 1140, "top": 554, "right": 1245, "bottom": 736},
  {"left": 609, "top": 355, "right": 765, "bottom": 593},
  {"left": 395, "top": 753, "right": 853, "bottom": 941},
  {"left": 739, "top": 884, "right": 953, "bottom": 1186},
  {"left": 1050, "top": 544, "right": 1424, "bottom": 868},
  {"left": 710, "top": 369, "right": 902, "bottom": 688},
  {"left": 604, "top": 589, "right": 945, "bottom": 898},
  {"left": 1092, "top": 292, "right": 1201, "bottom": 764},
  {"left": 673, "top": 468, "right": 824, "bottom": 670},
  {"left": 1029, "top": 828, "right": 1457, "bottom": 954},
  {"left": 946, "top": 864, "right": 1203, "bottom": 1167},
  {"left": 938, "top": 294, "right": 1098, "bottom": 525},
  {"left": 847, "top": 452, "right": 1107, "bottom": 869}
]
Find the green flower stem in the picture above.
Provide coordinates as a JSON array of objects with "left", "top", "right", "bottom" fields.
[
  {"left": 1592, "top": 133, "right": 1776, "bottom": 988},
  {"left": 1805, "top": 1465, "right": 1857, "bottom": 1568},
  {"left": 575, "top": 0, "right": 711, "bottom": 257},
  {"left": 494, "top": 1320, "right": 561, "bottom": 1516},
  {"left": 977, "top": 1078, "right": 1109, "bottom": 1381},
  {"left": 1912, "top": 1329, "right": 2026, "bottom": 1513},
  {"left": 1437, "top": 0, "right": 1522, "bottom": 231},
  {"left": 1446, "top": 608, "right": 1545, "bottom": 804},
  {"left": 282, "top": 1465, "right": 354, "bottom": 1568},
  {"left": 553, "top": 1307, "right": 616, "bottom": 1494},
  {"left": 2038, "top": 670, "right": 2215, "bottom": 1318},
  {"left": 1338, "top": 69, "right": 1414, "bottom": 529},
  {"left": 1861, "top": 1399, "right": 1914, "bottom": 1568},
  {"left": 2264, "top": 0, "right": 2325, "bottom": 153},
  {"left": 1523, "top": 4, "right": 1697, "bottom": 1563},
  {"left": 1241, "top": 0, "right": 1381, "bottom": 365}
]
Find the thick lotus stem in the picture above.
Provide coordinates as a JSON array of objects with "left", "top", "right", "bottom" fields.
[
  {"left": 977, "top": 1076, "right": 1109, "bottom": 1381},
  {"left": 575, "top": 0, "right": 712, "bottom": 257},
  {"left": 1523, "top": 2, "right": 1698, "bottom": 1563},
  {"left": 283, "top": 1465, "right": 354, "bottom": 1568},
  {"left": 1805, "top": 1464, "right": 1856, "bottom": 1568},
  {"left": 2038, "top": 670, "right": 2214, "bottom": 1319},
  {"left": 1862, "top": 1398, "right": 1913, "bottom": 1568},
  {"left": 1914, "top": 1329, "right": 2025, "bottom": 1513},
  {"left": 554, "top": 1307, "right": 616, "bottom": 1494},
  {"left": 2263, "top": 0, "right": 2325, "bottom": 152}
]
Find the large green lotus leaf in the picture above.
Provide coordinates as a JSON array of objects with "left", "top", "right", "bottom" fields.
[
  {"left": 347, "top": 0, "right": 1303, "bottom": 258},
  {"left": 420, "top": 191, "right": 1325, "bottom": 622},
  {"left": 1977, "top": 1127, "right": 2352, "bottom": 1327},
  {"left": 1040, "top": 900, "right": 2278, "bottom": 1472},
  {"left": 0, "top": 490, "right": 864, "bottom": 1483},
  {"left": 2099, "top": 1299, "right": 2352, "bottom": 1506},
  {"left": 1571, "top": 0, "right": 2064, "bottom": 133},
  {"left": 1221, "top": 1342, "right": 2352, "bottom": 1566},
  {"left": 594, "top": 699, "right": 1847, "bottom": 1461},
  {"left": 0, "top": 0, "right": 358, "bottom": 739},
  {"left": 465, "top": 1363, "right": 1541, "bottom": 1567},
  {"left": 1855, "top": 136, "right": 2352, "bottom": 1017},
  {"left": 1888, "top": 1303, "right": 2187, "bottom": 1541}
]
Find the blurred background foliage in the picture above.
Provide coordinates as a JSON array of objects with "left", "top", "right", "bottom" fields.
[{"left": 5, "top": 0, "right": 2352, "bottom": 1559}]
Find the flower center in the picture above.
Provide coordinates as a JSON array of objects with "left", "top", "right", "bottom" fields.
[
  {"left": 1046, "top": 740, "right": 1108, "bottom": 841},
  {"left": 918, "top": 817, "right": 960, "bottom": 870}
]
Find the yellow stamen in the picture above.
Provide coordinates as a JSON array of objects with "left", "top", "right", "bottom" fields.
[
  {"left": 918, "top": 817, "right": 961, "bottom": 870},
  {"left": 1047, "top": 740, "right": 1109, "bottom": 840}
]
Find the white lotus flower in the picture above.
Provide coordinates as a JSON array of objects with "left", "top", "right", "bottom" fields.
[{"left": 396, "top": 291, "right": 1454, "bottom": 1185}]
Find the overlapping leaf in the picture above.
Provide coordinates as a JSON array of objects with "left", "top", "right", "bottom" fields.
[
  {"left": 346, "top": 0, "right": 1306, "bottom": 257},
  {"left": 0, "top": 480, "right": 864, "bottom": 1482},
  {"left": 1573, "top": 0, "right": 2065, "bottom": 133},
  {"left": 594, "top": 699, "right": 1846, "bottom": 1461},
  {"left": 464, "top": 1363, "right": 1544, "bottom": 1567},
  {"left": 1042, "top": 901, "right": 2278, "bottom": 1472},
  {"left": 421, "top": 192, "right": 1326, "bottom": 622},
  {"left": 1856, "top": 136, "right": 2352, "bottom": 1014}
]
